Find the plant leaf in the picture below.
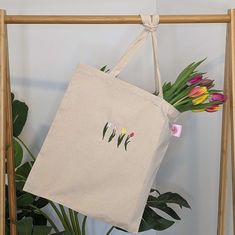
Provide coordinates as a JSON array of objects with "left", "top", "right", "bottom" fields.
[
  {"left": 13, "top": 138, "right": 23, "bottom": 168},
  {"left": 139, "top": 206, "right": 174, "bottom": 232},
  {"left": 17, "top": 217, "right": 33, "bottom": 235},
  {"left": 147, "top": 195, "right": 181, "bottom": 220},
  {"left": 156, "top": 192, "right": 191, "bottom": 209},
  {"left": 33, "top": 197, "right": 49, "bottom": 209},
  {"left": 12, "top": 99, "right": 29, "bottom": 137},
  {"left": 17, "top": 193, "right": 34, "bottom": 207},
  {"left": 32, "top": 225, "right": 52, "bottom": 235},
  {"left": 15, "top": 162, "right": 31, "bottom": 190}
]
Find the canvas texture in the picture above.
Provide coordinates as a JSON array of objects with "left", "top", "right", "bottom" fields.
[{"left": 24, "top": 15, "right": 180, "bottom": 233}]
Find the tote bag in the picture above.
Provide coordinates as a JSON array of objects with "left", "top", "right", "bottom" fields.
[{"left": 24, "top": 15, "right": 180, "bottom": 233}]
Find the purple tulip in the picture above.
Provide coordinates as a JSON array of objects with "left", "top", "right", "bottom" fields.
[
  {"left": 200, "top": 79, "right": 214, "bottom": 89},
  {"left": 209, "top": 93, "right": 227, "bottom": 103},
  {"left": 187, "top": 75, "right": 203, "bottom": 86}
]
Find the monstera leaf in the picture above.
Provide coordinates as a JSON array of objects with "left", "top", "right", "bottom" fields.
[{"left": 12, "top": 93, "right": 29, "bottom": 137}]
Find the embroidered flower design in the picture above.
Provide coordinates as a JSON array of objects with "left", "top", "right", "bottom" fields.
[
  {"left": 108, "top": 126, "right": 116, "bottom": 142},
  {"left": 102, "top": 122, "right": 135, "bottom": 151},
  {"left": 124, "top": 132, "right": 135, "bottom": 151},
  {"left": 117, "top": 128, "right": 126, "bottom": 147},
  {"left": 102, "top": 122, "right": 111, "bottom": 139}
]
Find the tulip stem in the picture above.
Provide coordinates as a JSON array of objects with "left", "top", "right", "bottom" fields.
[{"left": 173, "top": 96, "right": 188, "bottom": 106}]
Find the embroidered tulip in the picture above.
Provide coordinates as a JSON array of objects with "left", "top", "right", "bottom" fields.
[
  {"left": 117, "top": 128, "right": 126, "bottom": 147},
  {"left": 124, "top": 132, "right": 135, "bottom": 151},
  {"left": 189, "top": 86, "right": 208, "bottom": 98},
  {"left": 108, "top": 126, "right": 116, "bottom": 142},
  {"left": 192, "top": 93, "right": 209, "bottom": 105},
  {"left": 209, "top": 93, "right": 227, "bottom": 103},
  {"left": 102, "top": 122, "right": 111, "bottom": 139},
  {"left": 187, "top": 75, "right": 203, "bottom": 86},
  {"left": 206, "top": 104, "right": 220, "bottom": 112},
  {"left": 129, "top": 132, "right": 135, "bottom": 138}
]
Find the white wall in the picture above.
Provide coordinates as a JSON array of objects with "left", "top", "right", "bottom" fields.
[{"left": 1, "top": 0, "right": 235, "bottom": 234}]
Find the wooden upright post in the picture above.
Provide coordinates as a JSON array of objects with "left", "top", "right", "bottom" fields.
[
  {"left": 217, "top": 20, "right": 231, "bottom": 235},
  {"left": 228, "top": 9, "right": 235, "bottom": 234},
  {"left": 5, "top": 18, "right": 17, "bottom": 235},
  {"left": 0, "top": 9, "right": 7, "bottom": 235}
]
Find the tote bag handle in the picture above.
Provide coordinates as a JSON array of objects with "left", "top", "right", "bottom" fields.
[{"left": 109, "top": 15, "right": 163, "bottom": 97}]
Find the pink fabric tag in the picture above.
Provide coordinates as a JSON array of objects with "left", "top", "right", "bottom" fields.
[{"left": 170, "top": 124, "right": 182, "bottom": 137}]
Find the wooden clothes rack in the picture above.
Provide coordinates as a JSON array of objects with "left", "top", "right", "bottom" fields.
[{"left": 0, "top": 9, "right": 234, "bottom": 235}]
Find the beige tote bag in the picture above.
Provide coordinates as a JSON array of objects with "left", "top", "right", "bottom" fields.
[{"left": 24, "top": 15, "right": 180, "bottom": 233}]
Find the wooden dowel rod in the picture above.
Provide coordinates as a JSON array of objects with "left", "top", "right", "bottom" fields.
[
  {"left": 0, "top": 9, "right": 7, "bottom": 235},
  {"left": 229, "top": 9, "right": 235, "bottom": 234},
  {"left": 217, "top": 22, "right": 231, "bottom": 235},
  {"left": 4, "top": 14, "right": 230, "bottom": 24},
  {"left": 5, "top": 22, "right": 17, "bottom": 235}
]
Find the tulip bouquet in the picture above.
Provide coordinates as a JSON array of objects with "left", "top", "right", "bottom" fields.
[{"left": 161, "top": 59, "right": 227, "bottom": 113}]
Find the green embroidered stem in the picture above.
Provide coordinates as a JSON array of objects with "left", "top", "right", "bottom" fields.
[
  {"left": 108, "top": 129, "right": 116, "bottom": 142},
  {"left": 117, "top": 134, "right": 125, "bottom": 147}
]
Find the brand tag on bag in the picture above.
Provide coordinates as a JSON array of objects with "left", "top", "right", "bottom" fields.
[{"left": 170, "top": 124, "right": 182, "bottom": 137}]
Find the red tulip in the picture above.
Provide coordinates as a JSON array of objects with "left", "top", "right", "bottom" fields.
[
  {"left": 188, "top": 86, "right": 208, "bottom": 98},
  {"left": 206, "top": 104, "right": 220, "bottom": 112},
  {"left": 187, "top": 75, "right": 203, "bottom": 86}
]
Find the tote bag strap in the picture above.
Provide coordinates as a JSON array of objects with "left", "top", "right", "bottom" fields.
[{"left": 109, "top": 15, "right": 163, "bottom": 97}]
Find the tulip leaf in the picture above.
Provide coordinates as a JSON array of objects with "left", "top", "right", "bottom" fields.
[
  {"left": 139, "top": 206, "right": 175, "bottom": 232},
  {"left": 13, "top": 138, "right": 23, "bottom": 168},
  {"left": 12, "top": 99, "right": 29, "bottom": 137}
]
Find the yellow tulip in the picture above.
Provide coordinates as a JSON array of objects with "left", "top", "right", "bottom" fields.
[
  {"left": 192, "top": 109, "right": 205, "bottom": 112},
  {"left": 192, "top": 93, "right": 209, "bottom": 105},
  {"left": 121, "top": 128, "right": 126, "bottom": 135}
]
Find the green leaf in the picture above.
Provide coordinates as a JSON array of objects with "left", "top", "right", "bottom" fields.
[
  {"left": 17, "top": 217, "right": 33, "bottom": 235},
  {"left": 32, "top": 213, "right": 47, "bottom": 226},
  {"left": 33, "top": 197, "right": 49, "bottom": 209},
  {"left": 147, "top": 196, "right": 181, "bottom": 220},
  {"left": 156, "top": 192, "right": 191, "bottom": 209},
  {"left": 139, "top": 206, "right": 174, "bottom": 232},
  {"left": 32, "top": 225, "right": 52, "bottom": 235},
  {"left": 12, "top": 99, "right": 29, "bottom": 137},
  {"left": 17, "top": 193, "right": 34, "bottom": 207},
  {"left": 13, "top": 138, "right": 23, "bottom": 168},
  {"left": 11, "top": 92, "right": 15, "bottom": 103},
  {"left": 15, "top": 162, "right": 31, "bottom": 190}
]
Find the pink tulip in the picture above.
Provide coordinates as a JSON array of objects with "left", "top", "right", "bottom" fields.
[
  {"left": 206, "top": 104, "right": 220, "bottom": 112},
  {"left": 188, "top": 86, "right": 208, "bottom": 98},
  {"left": 129, "top": 132, "right": 135, "bottom": 138},
  {"left": 209, "top": 93, "right": 227, "bottom": 103},
  {"left": 187, "top": 75, "right": 203, "bottom": 86}
]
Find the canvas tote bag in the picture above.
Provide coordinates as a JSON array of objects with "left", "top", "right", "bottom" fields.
[{"left": 24, "top": 15, "right": 180, "bottom": 233}]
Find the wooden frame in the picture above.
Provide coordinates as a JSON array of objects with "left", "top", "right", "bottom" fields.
[{"left": 0, "top": 9, "right": 234, "bottom": 235}]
